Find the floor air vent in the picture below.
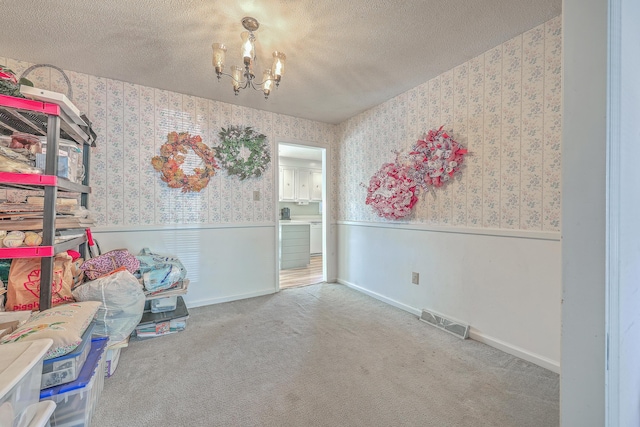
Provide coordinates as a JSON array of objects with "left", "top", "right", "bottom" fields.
[{"left": 420, "top": 309, "right": 469, "bottom": 339}]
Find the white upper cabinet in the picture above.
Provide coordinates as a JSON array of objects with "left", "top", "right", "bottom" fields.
[
  {"left": 310, "top": 170, "right": 322, "bottom": 202},
  {"left": 296, "top": 168, "right": 311, "bottom": 202},
  {"left": 279, "top": 156, "right": 323, "bottom": 203},
  {"left": 279, "top": 166, "right": 297, "bottom": 201}
]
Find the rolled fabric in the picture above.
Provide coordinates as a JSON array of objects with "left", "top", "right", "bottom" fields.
[
  {"left": 24, "top": 231, "right": 42, "bottom": 246},
  {"left": 3, "top": 231, "right": 25, "bottom": 248}
]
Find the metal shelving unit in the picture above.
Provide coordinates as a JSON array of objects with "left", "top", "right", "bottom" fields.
[{"left": 0, "top": 94, "right": 94, "bottom": 310}]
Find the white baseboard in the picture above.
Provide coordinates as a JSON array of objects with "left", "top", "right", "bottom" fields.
[
  {"left": 468, "top": 329, "right": 560, "bottom": 373},
  {"left": 337, "top": 279, "right": 422, "bottom": 316},
  {"left": 185, "top": 288, "right": 276, "bottom": 308},
  {"left": 337, "top": 278, "right": 560, "bottom": 374}
]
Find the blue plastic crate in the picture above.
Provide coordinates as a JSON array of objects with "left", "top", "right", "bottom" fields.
[
  {"left": 40, "top": 337, "right": 108, "bottom": 427},
  {"left": 41, "top": 323, "right": 95, "bottom": 389}
]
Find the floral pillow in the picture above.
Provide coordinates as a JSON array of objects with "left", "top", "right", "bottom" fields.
[{"left": 0, "top": 301, "right": 101, "bottom": 359}]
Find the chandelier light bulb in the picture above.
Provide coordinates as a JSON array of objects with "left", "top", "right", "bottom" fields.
[
  {"left": 212, "top": 43, "right": 227, "bottom": 75},
  {"left": 271, "top": 51, "right": 286, "bottom": 84},
  {"left": 231, "top": 66, "right": 243, "bottom": 93},
  {"left": 240, "top": 31, "right": 255, "bottom": 66},
  {"left": 262, "top": 69, "right": 274, "bottom": 99}
]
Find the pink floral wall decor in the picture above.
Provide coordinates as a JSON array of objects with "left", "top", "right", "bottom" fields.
[
  {"left": 364, "top": 126, "right": 466, "bottom": 219},
  {"left": 408, "top": 126, "right": 467, "bottom": 190},
  {"left": 365, "top": 162, "right": 418, "bottom": 220}
]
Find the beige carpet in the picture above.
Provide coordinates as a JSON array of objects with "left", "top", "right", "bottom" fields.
[{"left": 92, "top": 283, "right": 559, "bottom": 427}]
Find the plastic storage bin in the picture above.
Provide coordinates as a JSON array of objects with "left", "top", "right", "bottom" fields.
[
  {"left": 26, "top": 401, "right": 56, "bottom": 427},
  {"left": 41, "top": 324, "right": 94, "bottom": 389},
  {"left": 0, "top": 338, "right": 53, "bottom": 427},
  {"left": 38, "top": 138, "right": 84, "bottom": 184},
  {"left": 103, "top": 348, "right": 121, "bottom": 378},
  {"left": 40, "top": 337, "right": 107, "bottom": 427},
  {"left": 34, "top": 153, "right": 70, "bottom": 180},
  {"left": 150, "top": 296, "right": 177, "bottom": 313}
]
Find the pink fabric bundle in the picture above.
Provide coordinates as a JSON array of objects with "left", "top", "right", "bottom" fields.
[{"left": 80, "top": 249, "right": 140, "bottom": 280}]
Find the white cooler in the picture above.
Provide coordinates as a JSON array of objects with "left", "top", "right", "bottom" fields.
[
  {"left": 0, "top": 339, "right": 53, "bottom": 427},
  {"left": 27, "top": 401, "right": 56, "bottom": 427}
]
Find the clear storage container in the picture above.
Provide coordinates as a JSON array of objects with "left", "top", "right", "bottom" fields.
[
  {"left": 0, "top": 338, "right": 53, "bottom": 427},
  {"left": 41, "top": 324, "right": 94, "bottom": 390},
  {"left": 34, "top": 152, "right": 70, "bottom": 180},
  {"left": 150, "top": 296, "right": 178, "bottom": 313},
  {"left": 26, "top": 401, "right": 56, "bottom": 427},
  {"left": 104, "top": 347, "right": 121, "bottom": 378},
  {"left": 37, "top": 137, "right": 84, "bottom": 183},
  {"left": 39, "top": 337, "right": 107, "bottom": 427}
]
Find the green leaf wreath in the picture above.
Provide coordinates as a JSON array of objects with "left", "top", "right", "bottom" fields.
[{"left": 216, "top": 125, "right": 270, "bottom": 180}]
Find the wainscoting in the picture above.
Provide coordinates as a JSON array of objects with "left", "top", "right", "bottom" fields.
[
  {"left": 93, "top": 225, "right": 277, "bottom": 307},
  {"left": 336, "top": 222, "right": 561, "bottom": 372}
]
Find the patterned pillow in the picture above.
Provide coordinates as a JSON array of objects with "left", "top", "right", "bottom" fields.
[{"left": 0, "top": 301, "right": 101, "bottom": 359}]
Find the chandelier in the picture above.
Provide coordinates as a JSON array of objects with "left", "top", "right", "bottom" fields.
[{"left": 212, "top": 17, "right": 286, "bottom": 99}]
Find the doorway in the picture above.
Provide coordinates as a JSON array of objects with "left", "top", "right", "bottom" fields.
[{"left": 277, "top": 142, "right": 327, "bottom": 289}]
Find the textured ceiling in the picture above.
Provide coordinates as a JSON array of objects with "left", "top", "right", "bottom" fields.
[{"left": 0, "top": 0, "right": 560, "bottom": 124}]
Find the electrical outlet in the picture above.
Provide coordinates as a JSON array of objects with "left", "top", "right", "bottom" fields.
[
  {"left": 253, "top": 190, "right": 260, "bottom": 201},
  {"left": 412, "top": 272, "right": 419, "bottom": 285}
]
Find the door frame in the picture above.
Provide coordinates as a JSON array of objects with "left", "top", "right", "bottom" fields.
[
  {"left": 274, "top": 138, "right": 333, "bottom": 290},
  {"left": 604, "top": 0, "right": 639, "bottom": 424}
]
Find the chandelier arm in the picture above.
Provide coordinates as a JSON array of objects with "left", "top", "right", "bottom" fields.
[
  {"left": 217, "top": 72, "right": 277, "bottom": 90},
  {"left": 249, "top": 78, "right": 278, "bottom": 90},
  {"left": 216, "top": 71, "right": 245, "bottom": 84}
]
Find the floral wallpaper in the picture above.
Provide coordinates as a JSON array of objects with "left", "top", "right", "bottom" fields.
[
  {"left": 337, "top": 16, "right": 562, "bottom": 232},
  {"left": 0, "top": 56, "right": 337, "bottom": 227}
]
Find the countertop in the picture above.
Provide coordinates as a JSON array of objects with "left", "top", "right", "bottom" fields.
[
  {"left": 280, "top": 216, "right": 322, "bottom": 225},
  {"left": 280, "top": 220, "right": 311, "bottom": 226}
]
